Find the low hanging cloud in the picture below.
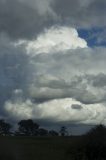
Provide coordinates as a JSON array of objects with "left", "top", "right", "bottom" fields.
[{"left": 4, "top": 97, "right": 106, "bottom": 126}]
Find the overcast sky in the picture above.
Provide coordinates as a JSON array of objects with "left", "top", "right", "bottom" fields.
[{"left": 0, "top": 0, "right": 106, "bottom": 134}]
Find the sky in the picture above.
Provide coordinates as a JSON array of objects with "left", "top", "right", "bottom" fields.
[{"left": 0, "top": 0, "right": 106, "bottom": 134}]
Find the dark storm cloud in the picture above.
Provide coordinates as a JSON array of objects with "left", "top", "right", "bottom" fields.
[
  {"left": 0, "top": 0, "right": 55, "bottom": 39},
  {"left": 52, "top": 0, "right": 106, "bottom": 28},
  {"left": 86, "top": 73, "right": 106, "bottom": 88},
  {"left": 0, "top": 36, "right": 33, "bottom": 117},
  {"left": 0, "top": 0, "right": 106, "bottom": 40}
]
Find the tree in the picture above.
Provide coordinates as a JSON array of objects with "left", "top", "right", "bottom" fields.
[
  {"left": 38, "top": 128, "right": 48, "bottom": 136},
  {"left": 49, "top": 130, "right": 59, "bottom": 136},
  {"left": 0, "top": 119, "right": 12, "bottom": 135},
  {"left": 87, "top": 124, "right": 106, "bottom": 137},
  {"left": 59, "top": 126, "right": 68, "bottom": 136},
  {"left": 18, "top": 119, "right": 39, "bottom": 136},
  {"left": 67, "top": 125, "right": 106, "bottom": 160},
  {"left": 85, "top": 141, "right": 106, "bottom": 160},
  {"left": 85, "top": 124, "right": 106, "bottom": 160}
]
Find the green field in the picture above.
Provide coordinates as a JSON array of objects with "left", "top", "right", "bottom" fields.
[{"left": 0, "top": 136, "right": 78, "bottom": 160}]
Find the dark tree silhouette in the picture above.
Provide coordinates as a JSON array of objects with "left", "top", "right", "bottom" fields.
[
  {"left": 82, "top": 124, "right": 106, "bottom": 160},
  {"left": 60, "top": 126, "right": 68, "bottom": 136},
  {"left": 38, "top": 128, "right": 48, "bottom": 136},
  {"left": 85, "top": 124, "right": 106, "bottom": 160},
  {"left": 67, "top": 125, "right": 106, "bottom": 160},
  {"left": 87, "top": 124, "right": 106, "bottom": 138},
  {"left": 85, "top": 141, "right": 106, "bottom": 160},
  {"left": 18, "top": 119, "right": 39, "bottom": 136},
  {"left": 49, "top": 130, "right": 59, "bottom": 136},
  {"left": 0, "top": 119, "right": 12, "bottom": 135}
]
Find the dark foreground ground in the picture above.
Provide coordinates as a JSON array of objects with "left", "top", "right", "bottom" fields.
[
  {"left": 0, "top": 134, "right": 106, "bottom": 160},
  {"left": 0, "top": 136, "right": 84, "bottom": 160}
]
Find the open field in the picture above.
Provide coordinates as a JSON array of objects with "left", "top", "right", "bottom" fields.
[
  {"left": 0, "top": 136, "right": 79, "bottom": 160},
  {"left": 0, "top": 130, "right": 106, "bottom": 160}
]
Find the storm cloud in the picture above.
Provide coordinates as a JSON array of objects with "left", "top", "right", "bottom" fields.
[
  {"left": 0, "top": 0, "right": 106, "bottom": 39},
  {"left": 1, "top": 32, "right": 106, "bottom": 127},
  {"left": 0, "top": 0, "right": 106, "bottom": 133}
]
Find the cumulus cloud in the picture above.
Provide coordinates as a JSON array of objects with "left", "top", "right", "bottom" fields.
[
  {"left": 0, "top": 32, "right": 106, "bottom": 127},
  {"left": 1, "top": 33, "right": 105, "bottom": 104},
  {"left": 0, "top": 37, "right": 105, "bottom": 137},
  {"left": 27, "top": 73, "right": 106, "bottom": 104},
  {"left": 4, "top": 98, "right": 106, "bottom": 126},
  {"left": 21, "top": 45, "right": 106, "bottom": 105},
  {"left": 0, "top": 0, "right": 106, "bottom": 134},
  {"left": 26, "top": 26, "right": 87, "bottom": 54}
]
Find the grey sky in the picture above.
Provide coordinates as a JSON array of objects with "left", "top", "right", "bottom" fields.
[{"left": 0, "top": 0, "right": 105, "bottom": 39}]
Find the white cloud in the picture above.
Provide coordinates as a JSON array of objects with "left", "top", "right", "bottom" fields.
[
  {"left": 5, "top": 99, "right": 33, "bottom": 120},
  {"left": 0, "top": 0, "right": 106, "bottom": 135},
  {"left": 1, "top": 28, "right": 106, "bottom": 129},
  {"left": 26, "top": 26, "right": 87, "bottom": 55},
  {"left": 4, "top": 98, "right": 106, "bottom": 125}
]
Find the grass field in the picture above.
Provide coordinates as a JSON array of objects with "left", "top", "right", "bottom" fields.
[
  {"left": 0, "top": 136, "right": 79, "bottom": 160},
  {"left": 0, "top": 133, "right": 105, "bottom": 160}
]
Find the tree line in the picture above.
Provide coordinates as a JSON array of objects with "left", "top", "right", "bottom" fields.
[
  {"left": 1, "top": 118, "right": 106, "bottom": 138},
  {"left": 67, "top": 124, "right": 106, "bottom": 160},
  {"left": 1, "top": 119, "right": 106, "bottom": 160},
  {"left": 0, "top": 119, "right": 68, "bottom": 136}
]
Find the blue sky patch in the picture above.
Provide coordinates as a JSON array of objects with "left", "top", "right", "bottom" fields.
[{"left": 78, "top": 28, "right": 106, "bottom": 47}]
